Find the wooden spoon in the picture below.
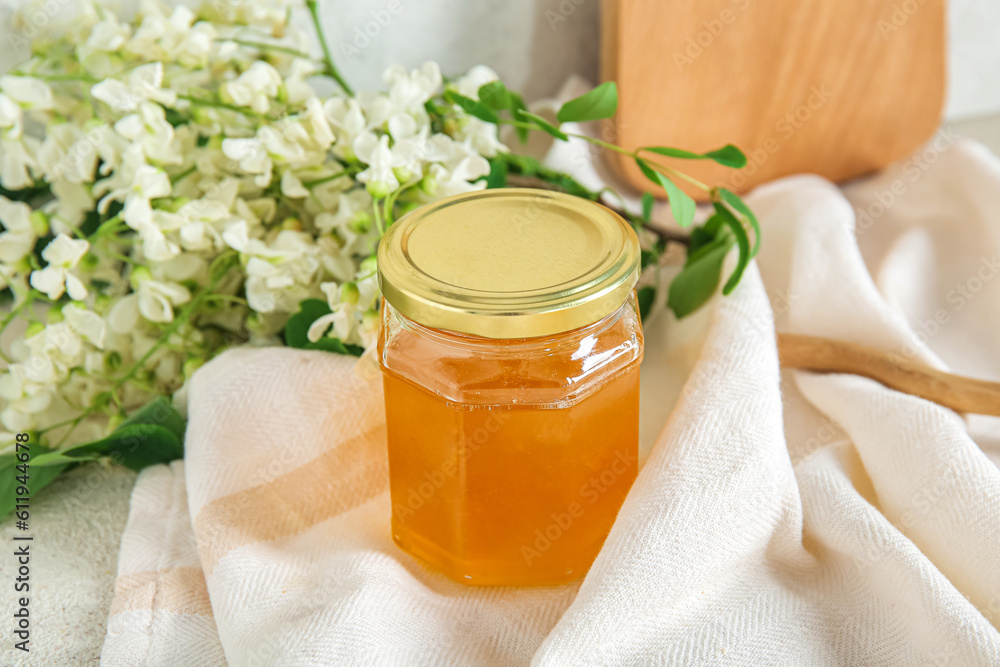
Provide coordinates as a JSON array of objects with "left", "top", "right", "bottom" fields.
[{"left": 777, "top": 334, "right": 1000, "bottom": 417}]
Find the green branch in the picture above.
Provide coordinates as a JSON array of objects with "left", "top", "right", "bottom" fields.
[{"left": 305, "top": 0, "right": 354, "bottom": 96}]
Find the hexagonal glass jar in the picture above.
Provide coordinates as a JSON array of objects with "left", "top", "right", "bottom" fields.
[{"left": 376, "top": 189, "right": 643, "bottom": 586}]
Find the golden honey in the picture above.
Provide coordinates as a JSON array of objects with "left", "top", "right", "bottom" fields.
[{"left": 377, "top": 189, "right": 643, "bottom": 586}]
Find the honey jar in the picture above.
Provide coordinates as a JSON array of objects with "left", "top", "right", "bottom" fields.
[{"left": 377, "top": 188, "right": 643, "bottom": 586}]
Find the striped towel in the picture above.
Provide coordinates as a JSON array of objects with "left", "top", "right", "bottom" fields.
[{"left": 101, "top": 138, "right": 1000, "bottom": 665}]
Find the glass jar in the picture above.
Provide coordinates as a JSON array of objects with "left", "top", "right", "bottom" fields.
[{"left": 377, "top": 188, "right": 643, "bottom": 586}]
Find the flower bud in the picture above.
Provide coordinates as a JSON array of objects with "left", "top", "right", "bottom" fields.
[
  {"left": 393, "top": 166, "right": 413, "bottom": 183},
  {"left": 365, "top": 180, "right": 391, "bottom": 199},
  {"left": 29, "top": 210, "right": 49, "bottom": 236},
  {"left": 349, "top": 210, "right": 372, "bottom": 234},
  {"left": 130, "top": 266, "right": 153, "bottom": 288},
  {"left": 191, "top": 107, "right": 212, "bottom": 125},
  {"left": 46, "top": 308, "right": 64, "bottom": 324},
  {"left": 340, "top": 282, "right": 360, "bottom": 305},
  {"left": 443, "top": 117, "right": 463, "bottom": 136},
  {"left": 360, "top": 256, "right": 377, "bottom": 275},
  {"left": 24, "top": 322, "right": 44, "bottom": 339},
  {"left": 281, "top": 217, "right": 302, "bottom": 231},
  {"left": 419, "top": 173, "right": 438, "bottom": 195},
  {"left": 80, "top": 253, "right": 100, "bottom": 272}
]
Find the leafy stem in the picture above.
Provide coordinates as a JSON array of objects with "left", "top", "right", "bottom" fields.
[
  {"left": 175, "top": 94, "right": 270, "bottom": 119},
  {"left": 219, "top": 37, "right": 316, "bottom": 61},
  {"left": 305, "top": 0, "right": 354, "bottom": 96}
]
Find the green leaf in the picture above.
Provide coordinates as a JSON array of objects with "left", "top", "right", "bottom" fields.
[
  {"left": 688, "top": 215, "right": 723, "bottom": 255},
  {"left": 667, "top": 236, "right": 733, "bottom": 319},
  {"left": 485, "top": 157, "right": 508, "bottom": 189},
  {"left": 712, "top": 202, "right": 752, "bottom": 294},
  {"left": 443, "top": 90, "right": 499, "bottom": 124},
  {"left": 164, "top": 107, "right": 188, "bottom": 128},
  {"left": 636, "top": 285, "right": 656, "bottom": 320},
  {"left": 507, "top": 92, "right": 530, "bottom": 143},
  {"left": 635, "top": 158, "right": 696, "bottom": 228},
  {"left": 514, "top": 109, "right": 569, "bottom": 141},
  {"left": 0, "top": 444, "right": 68, "bottom": 518},
  {"left": 285, "top": 298, "right": 332, "bottom": 348},
  {"left": 35, "top": 397, "right": 188, "bottom": 471},
  {"left": 500, "top": 152, "right": 542, "bottom": 177},
  {"left": 284, "top": 299, "right": 364, "bottom": 357},
  {"left": 477, "top": 81, "right": 509, "bottom": 110},
  {"left": 641, "top": 192, "right": 654, "bottom": 223},
  {"left": 717, "top": 188, "right": 760, "bottom": 257},
  {"left": 641, "top": 144, "right": 747, "bottom": 169},
  {"left": 556, "top": 81, "right": 618, "bottom": 123},
  {"left": 704, "top": 145, "right": 748, "bottom": 168}
]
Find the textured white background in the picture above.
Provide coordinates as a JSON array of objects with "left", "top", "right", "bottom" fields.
[{"left": 0, "top": 0, "right": 997, "bottom": 119}]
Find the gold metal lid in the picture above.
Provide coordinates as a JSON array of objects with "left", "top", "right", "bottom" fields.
[{"left": 377, "top": 188, "right": 640, "bottom": 339}]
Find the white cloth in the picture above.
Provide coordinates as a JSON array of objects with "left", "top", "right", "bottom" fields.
[{"left": 101, "top": 137, "right": 1000, "bottom": 665}]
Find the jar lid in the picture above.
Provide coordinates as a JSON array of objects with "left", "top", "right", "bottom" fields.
[{"left": 377, "top": 188, "right": 640, "bottom": 339}]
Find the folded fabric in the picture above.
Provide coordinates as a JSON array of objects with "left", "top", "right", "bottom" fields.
[{"left": 101, "top": 137, "right": 1000, "bottom": 666}]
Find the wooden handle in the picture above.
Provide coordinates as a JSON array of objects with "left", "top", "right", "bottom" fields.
[{"left": 777, "top": 334, "right": 1000, "bottom": 417}]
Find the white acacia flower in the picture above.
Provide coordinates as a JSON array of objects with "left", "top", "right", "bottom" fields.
[
  {"left": 256, "top": 100, "right": 334, "bottom": 169},
  {"left": 29, "top": 234, "right": 90, "bottom": 300},
  {"left": 426, "top": 159, "right": 489, "bottom": 199},
  {"left": 0, "top": 196, "right": 36, "bottom": 262},
  {"left": 62, "top": 303, "right": 107, "bottom": 349},
  {"left": 0, "top": 135, "right": 39, "bottom": 190},
  {"left": 354, "top": 133, "right": 399, "bottom": 196},
  {"left": 114, "top": 102, "right": 183, "bottom": 164},
  {"left": 108, "top": 279, "right": 192, "bottom": 331},
  {"left": 91, "top": 63, "right": 177, "bottom": 113},
  {"left": 300, "top": 98, "right": 335, "bottom": 151},
  {"left": 37, "top": 122, "right": 99, "bottom": 183},
  {"left": 314, "top": 189, "right": 376, "bottom": 256},
  {"left": 307, "top": 272, "right": 379, "bottom": 347},
  {"left": 0, "top": 75, "right": 54, "bottom": 110},
  {"left": 323, "top": 97, "right": 366, "bottom": 160},
  {"left": 455, "top": 117, "right": 506, "bottom": 159},
  {"left": 0, "top": 364, "right": 53, "bottom": 432},
  {"left": 137, "top": 222, "right": 181, "bottom": 262},
  {"left": 453, "top": 65, "right": 499, "bottom": 100},
  {"left": 126, "top": 5, "right": 216, "bottom": 67},
  {"left": 0, "top": 93, "right": 22, "bottom": 131},
  {"left": 280, "top": 170, "right": 310, "bottom": 198},
  {"left": 25, "top": 321, "right": 86, "bottom": 369},
  {"left": 47, "top": 180, "right": 94, "bottom": 231},
  {"left": 98, "top": 162, "right": 172, "bottom": 229},
  {"left": 165, "top": 17, "right": 217, "bottom": 68},
  {"left": 223, "top": 222, "right": 320, "bottom": 313},
  {"left": 285, "top": 59, "right": 320, "bottom": 105},
  {"left": 222, "top": 137, "right": 273, "bottom": 187},
  {"left": 223, "top": 61, "right": 281, "bottom": 114},
  {"left": 382, "top": 61, "right": 441, "bottom": 119},
  {"left": 85, "top": 16, "right": 132, "bottom": 53},
  {"left": 156, "top": 195, "right": 238, "bottom": 253},
  {"left": 421, "top": 134, "right": 491, "bottom": 198}
]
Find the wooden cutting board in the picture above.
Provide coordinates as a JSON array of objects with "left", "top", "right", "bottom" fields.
[{"left": 601, "top": 0, "right": 946, "bottom": 199}]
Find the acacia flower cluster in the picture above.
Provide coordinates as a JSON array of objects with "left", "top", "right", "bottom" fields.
[{"left": 0, "top": 0, "right": 507, "bottom": 449}]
